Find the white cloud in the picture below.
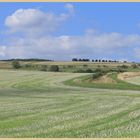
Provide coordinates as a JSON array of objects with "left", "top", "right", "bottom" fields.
[
  {"left": 0, "top": 46, "right": 6, "bottom": 57},
  {"left": 1, "top": 31, "right": 140, "bottom": 60},
  {"left": 1, "top": 6, "right": 140, "bottom": 61},
  {"left": 5, "top": 7, "right": 73, "bottom": 36}
]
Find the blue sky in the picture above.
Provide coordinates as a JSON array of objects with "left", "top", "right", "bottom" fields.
[{"left": 0, "top": 2, "right": 140, "bottom": 61}]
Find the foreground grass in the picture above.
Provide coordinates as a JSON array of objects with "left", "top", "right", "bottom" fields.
[{"left": 0, "top": 70, "right": 140, "bottom": 137}]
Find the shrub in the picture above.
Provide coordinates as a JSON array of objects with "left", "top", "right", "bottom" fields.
[
  {"left": 92, "top": 72, "right": 104, "bottom": 79},
  {"left": 110, "top": 68, "right": 126, "bottom": 73},
  {"left": 117, "top": 65, "right": 128, "bottom": 69},
  {"left": 40, "top": 65, "right": 48, "bottom": 71},
  {"left": 49, "top": 65, "right": 59, "bottom": 72},
  {"left": 12, "top": 60, "right": 21, "bottom": 69},
  {"left": 93, "top": 68, "right": 102, "bottom": 73},
  {"left": 23, "top": 64, "right": 39, "bottom": 70},
  {"left": 85, "top": 69, "right": 93, "bottom": 73},
  {"left": 117, "top": 68, "right": 126, "bottom": 73},
  {"left": 92, "top": 68, "right": 110, "bottom": 79}
]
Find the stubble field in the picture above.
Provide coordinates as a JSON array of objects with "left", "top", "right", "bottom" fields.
[{"left": 0, "top": 69, "right": 140, "bottom": 137}]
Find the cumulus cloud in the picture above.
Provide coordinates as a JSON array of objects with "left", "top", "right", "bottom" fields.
[
  {"left": 1, "top": 5, "right": 140, "bottom": 61},
  {"left": 5, "top": 6, "right": 73, "bottom": 36},
  {"left": 1, "top": 31, "right": 140, "bottom": 60},
  {"left": 0, "top": 46, "right": 6, "bottom": 57}
]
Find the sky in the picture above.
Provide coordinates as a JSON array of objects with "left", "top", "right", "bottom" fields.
[{"left": 0, "top": 2, "right": 140, "bottom": 62}]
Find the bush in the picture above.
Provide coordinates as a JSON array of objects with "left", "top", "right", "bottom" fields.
[
  {"left": 92, "top": 68, "right": 109, "bottom": 79},
  {"left": 116, "top": 68, "right": 126, "bottom": 73},
  {"left": 117, "top": 65, "right": 128, "bottom": 69},
  {"left": 49, "top": 65, "right": 59, "bottom": 72},
  {"left": 92, "top": 72, "right": 104, "bottom": 79},
  {"left": 12, "top": 60, "right": 21, "bottom": 69},
  {"left": 23, "top": 64, "right": 39, "bottom": 70},
  {"left": 110, "top": 68, "right": 126, "bottom": 73},
  {"left": 93, "top": 68, "right": 102, "bottom": 73},
  {"left": 40, "top": 65, "right": 48, "bottom": 71},
  {"left": 85, "top": 69, "right": 93, "bottom": 73}
]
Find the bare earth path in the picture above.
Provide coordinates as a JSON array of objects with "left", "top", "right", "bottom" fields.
[{"left": 0, "top": 70, "right": 140, "bottom": 137}]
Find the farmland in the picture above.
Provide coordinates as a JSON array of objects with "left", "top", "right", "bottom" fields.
[
  {"left": 1, "top": 2, "right": 140, "bottom": 138},
  {"left": 0, "top": 60, "right": 136, "bottom": 72},
  {"left": 0, "top": 61, "right": 140, "bottom": 137}
]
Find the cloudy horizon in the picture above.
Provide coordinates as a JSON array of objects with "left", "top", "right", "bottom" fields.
[{"left": 0, "top": 3, "right": 140, "bottom": 62}]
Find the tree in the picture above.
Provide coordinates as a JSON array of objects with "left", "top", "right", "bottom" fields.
[
  {"left": 12, "top": 60, "right": 21, "bottom": 69},
  {"left": 49, "top": 65, "right": 59, "bottom": 72},
  {"left": 72, "top": 58, "right": 78, "bottom": 61}
]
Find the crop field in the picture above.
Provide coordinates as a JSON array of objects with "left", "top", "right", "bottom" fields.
[{"left": 0, "top": 69, "right": 140, "bottom": 137}]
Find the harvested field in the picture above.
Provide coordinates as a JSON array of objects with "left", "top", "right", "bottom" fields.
[{"left": 0, "top": 70, "right": 140, "bottom": 137}]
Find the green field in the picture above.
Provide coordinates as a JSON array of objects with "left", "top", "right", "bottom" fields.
[{"left": 0, "top": 69, "right": 140, "bottom": 137}]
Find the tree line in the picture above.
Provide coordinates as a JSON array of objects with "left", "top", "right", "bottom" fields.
[
  {"left": 2, "top": 58, "right": 54, "bottom": 62},
  {"left": 72, "top": 58, "right": 127, "bottom": 63}
]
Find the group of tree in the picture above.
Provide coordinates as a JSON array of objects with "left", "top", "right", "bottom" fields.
[
  {"left": 72, "top": 58, "right": 90, "bottom": 62},
  {"left": 92, "top": 59, "right": 120, "bottom": 63},
  {"left": 72, "top": 58, "right": 127, "bottom": 63}
]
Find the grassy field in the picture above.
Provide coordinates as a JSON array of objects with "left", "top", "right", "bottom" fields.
[{"left": 0, "top": 69, "right": 140, "bottom": 137}]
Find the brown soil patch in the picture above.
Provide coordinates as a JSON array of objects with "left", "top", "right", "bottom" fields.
[
  {"left": 87, "top": 74, "right": 116, "bottom": 84},
  {"left": 118, "top": 72, "right": 140, "bottom": 80}
]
